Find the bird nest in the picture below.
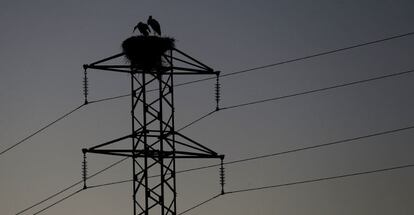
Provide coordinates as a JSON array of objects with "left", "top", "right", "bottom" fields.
[{"left": 122, "top": 36, "right": 175, "bottom": 70}]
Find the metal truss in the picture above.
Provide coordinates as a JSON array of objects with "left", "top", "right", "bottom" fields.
[{"left": 83, "top": 47, "right": 223, "bottom": 215}]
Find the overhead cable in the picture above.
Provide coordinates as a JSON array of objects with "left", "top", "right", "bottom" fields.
[
  {"left": 84, "top": 123, "right": 414, "bottom": 189},
  {"left": 15, "top": 157, "right": 128, "bottom": 215},
  {"left": 177, "top": 163, "right": 414, "bottom": 215},
  {"left": 86, "top": 31, "right": 414, "bottom": 105},
  {"left": 221, "top": 68, "right": 414, "bottom": 110},
  {"left": 225, "top": 163, "right": 414, "bottom": 194},
  {"left": 0, "top": 104, "right": 85, "bottom": 157}
]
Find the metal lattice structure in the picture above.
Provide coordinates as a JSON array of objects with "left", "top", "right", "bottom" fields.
[{"left": 82, "top": 43, "right": 223, "bottom": 215}]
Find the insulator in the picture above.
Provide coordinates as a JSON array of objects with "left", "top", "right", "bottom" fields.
[
  {"left": 83, "top": 68, "right": 89, "bottom": 104},
  {"left": 219, "top": 157, "right": 225, "bottom": 194},
  {"left": 82, "top": 150, "right": 88, "bottom": 189},
  {"left": 215, "top": 72, "right": 221, "bottom": 111}
]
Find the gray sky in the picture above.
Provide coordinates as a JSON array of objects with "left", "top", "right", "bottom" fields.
[{"left": 1, "top": 0, "right": 413, "bottom": 214}]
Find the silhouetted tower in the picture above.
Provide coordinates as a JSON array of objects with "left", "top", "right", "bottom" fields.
[{"left": 82, "top": 36, "right": 223, "bottom": 215}]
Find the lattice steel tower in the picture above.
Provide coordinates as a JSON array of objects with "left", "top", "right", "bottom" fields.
[{"left": 82, "top": 36, "right": 224, "bottom": 215}]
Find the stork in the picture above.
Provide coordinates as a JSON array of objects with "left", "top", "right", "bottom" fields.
[
  {"left": 133, "top": 22, "right": 151, "bottom": 36},
  {"left": 147, "top": 16, "right": 161, "bottom": 36}
]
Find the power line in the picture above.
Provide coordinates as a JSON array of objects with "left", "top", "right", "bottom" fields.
[
  {"left": 83, "top": 123, "right": 414, "bottom": 189},
  {"left": 27, "top": 123, "right": 414, "bottom": 214},
  {"left": 176, "top": 163, "right": 414, "bottom": 215},
  {"left": 5, "top": 66, "right": 413, "bottom": 160},
  {"left": 5, "top": 31, "right": 413, "bottom": 156},
  {"left": 11, "top": 30, "right": 414, "bottom": 213},
  {"left": 19, "top": 111, "right": 414, "bottom": 214},
  {"left": 173, "top": 31, "right": 414, "bottom": 89},
  {"left": 16, "top": 181, "right": 78, "bottom": 215},
  {"left": 225, "top": 163, "right": 414, "bottom": 194},
  {"left": 0, "top": 93, "right": 129, "bottom": 158},
  {"left": 34, "top": 64, "right": 411, "bottom": 211},
  {"left": 176, "top": 67, "right": 414, "bottom": 135},
  {"left": 15, "top": 106, "right": 216, "bottom": 214},
  {"left": 15, "top": 157, "right": 128, "bottom": 215},
  {"left": 220, "top": 68, "right": 414, "bottom": 110},
  {"left": 85, "top": 30, "right": 414, "bottom": 105},
  {"left": 86, "top": 178, "right": 131, "bottom": 190},
  {"left": 0, "top": 104, "right": 85, "bottom": 158},
  {"left": 88, "top": 93, "right": 130, "bottom": 104},
  {"left": 6, "top": 31, "right": 412, "bottom": 156},
  {"left": 182, "top": 124, "right": 414, "bottom": 173},
  {"left": 1, "top": 91, "right": 137, "bottom": 158},
  {"left": 228, "top": 126, "right": 414, "bottom": 165},
  {"left": 168, "top": 31, "right": 414, "bottom": 86},
  {"left": 177, "top": 110, "right": 217, "bottom": 132},
  {"left": 178, "top": 193, "right": 221, "bottom": 215},
  {"left": 150, "top": 66, "right": 414, "bottom": 136},
  {"left": 32, "top": 162, "right": 414, "bottom": 215},
  {"left": 33, "top": 188, "right": 83, "bottom": 215},
  {"left": 218, "top": 31, "right": 414, "bottom": 78}
]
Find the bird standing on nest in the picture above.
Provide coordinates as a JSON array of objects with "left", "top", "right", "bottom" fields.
[
  {"left": 133, "top": 22, "right": 151, "bottom": 36},
  {"left": 147, "top": 16, "right": 161, "bottom": 36}
]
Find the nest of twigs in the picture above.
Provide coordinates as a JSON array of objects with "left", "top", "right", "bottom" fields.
[{"left": 122, "top": 36, "right": 175, "bottom": 70}]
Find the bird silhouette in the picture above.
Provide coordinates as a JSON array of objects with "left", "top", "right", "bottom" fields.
[
  {"left": 133, "top": 22, "right": 151, "bottom": 36},
  {"left": 147, "top": 16, "right": 161, "bottom": 36}
]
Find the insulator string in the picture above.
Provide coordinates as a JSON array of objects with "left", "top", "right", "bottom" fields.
[
  {"left": 220, "top": 157, "right": 225, "bottom": 195},
  {"left": 83, "top": 65, "right": 89, "bottom": 104},
  {"left": 82, "top": 149, "right": 88, "bottom": 189},
  {"left": 215, "top": 72, "right": 221, "bottom": 111}
]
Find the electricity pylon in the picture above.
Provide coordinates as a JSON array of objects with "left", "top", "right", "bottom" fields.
[{"left": 82, "top": 36, "right": 224, "bottom": 215}]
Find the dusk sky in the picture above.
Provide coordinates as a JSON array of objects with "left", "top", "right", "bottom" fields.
[{"left": 1, "top": 0, "right": 414, "bottom": 214}]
